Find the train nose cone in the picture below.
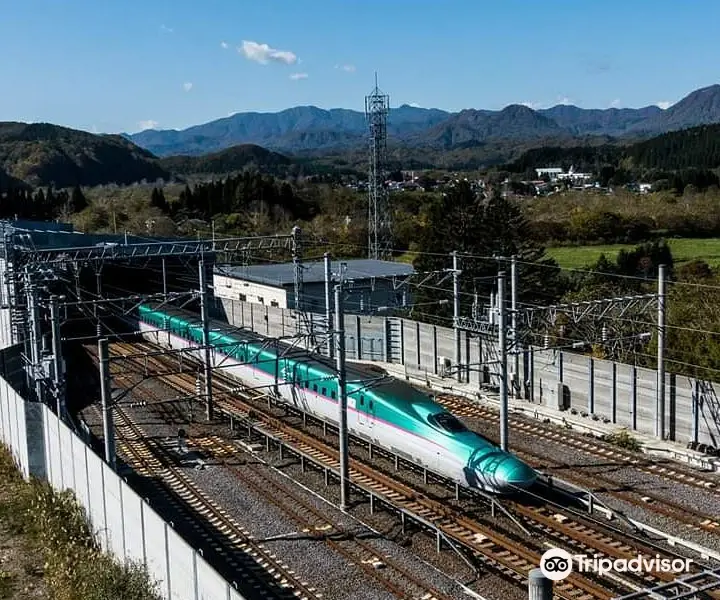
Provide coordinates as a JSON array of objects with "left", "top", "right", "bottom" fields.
[{"left": 495, "top": 461, "right": 538, "bottom": 493}]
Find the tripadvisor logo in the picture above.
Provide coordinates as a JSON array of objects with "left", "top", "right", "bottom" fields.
[{"left": 539, "top": 548, "right": 692, "bottom": 581}]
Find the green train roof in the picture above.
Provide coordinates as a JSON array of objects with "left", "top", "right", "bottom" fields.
[{"left": 138, "top": 302, "right": 447, "bottom": 417}]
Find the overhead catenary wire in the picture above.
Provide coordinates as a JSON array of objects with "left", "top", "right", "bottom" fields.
[{"left": 53, "top": 229, "right": 720, "bottom": 382}]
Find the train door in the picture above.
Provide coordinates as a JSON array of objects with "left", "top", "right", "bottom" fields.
[
  {"left": 433, "top": 450, "right": 442, "bottom": 473},
  {"left": 367, "top": 397, "right": 376, "bottom": 428},
  {"left": 357, "top": 393, "right": 369, "bottom": 426},
  {"left": 296, "top": 365, "right": 310, "bottom": 411}
]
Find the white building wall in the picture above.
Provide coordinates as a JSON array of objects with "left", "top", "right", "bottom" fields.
[{"left": 213, "top": 274, "right": 288, "bottom": 308}]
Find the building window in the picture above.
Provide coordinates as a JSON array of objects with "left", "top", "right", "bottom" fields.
[
  {"left": 270, "top": 300, "right": 279, "bottom": 308},
  {"left": 258, "top": 296, "right": 264, "bottom": 304},
  {"left": 238, "top": 293, "right": 246, "bottom": 302}
]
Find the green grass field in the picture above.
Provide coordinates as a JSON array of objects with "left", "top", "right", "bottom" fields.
[{"left": 546, "top": 238, "right": 720, "bottom": 270}]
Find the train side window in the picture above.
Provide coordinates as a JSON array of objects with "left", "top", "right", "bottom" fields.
[
  {"left": 331, "top": 390, "right": 336, "bottom": 399},
  {"left": 321, "top": 387, "right": 327, "bottom": 396},
  {"left": 359, "top": 395, "right": 364, "bottom": 406},
  {"left": 313, "top": 384, "right": 318, "bottom": 392},
  {"left": 369, "top": 400, "right": 374, "bottom": 410},
  {"left": 304, "top": 381, "right": 309, "bottom": 388}
]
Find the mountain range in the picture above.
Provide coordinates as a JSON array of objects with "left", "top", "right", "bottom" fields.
[
  {"left": 127, "top": 84, "right": 720, "bottom": 157},
  {"left": 2, "top": 84, "right": 720, "bottom": 191}
]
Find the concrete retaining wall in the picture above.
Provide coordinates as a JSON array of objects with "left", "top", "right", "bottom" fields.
[
  {"left": 214, "top": 297, "right": 720, "bottom": 448},
  {"left": 0, "top": 339, "right": 248, "bottom": 600}
]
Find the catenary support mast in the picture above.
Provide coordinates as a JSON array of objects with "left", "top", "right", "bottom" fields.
[
  {"left": 335, "top": 283, "right": 349, "bottom": 510},
  {"left": 498, "top": 271, "right": 508, "bottom": 451},
  {"left": 656, "top": 264, "right": 666, "bottom": 439},
  {"left": 199, "top": 258, "right": 213, "bottom": 421}
]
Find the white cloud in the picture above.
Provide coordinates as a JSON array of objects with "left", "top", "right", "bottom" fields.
[
  {"left": 656, "top": 100, "right": 672, "bottom": 110},
  {"left": 334, "top": 64, "right": 355, "bottom": 73},
  {"left": 609, "top": 98, "right": 621, "bottom": 108},
  {"left": 138, "top": 120, "right": 159, "bottom": 131},
  {"left": 220, "top": 41, "right": 229, "bottom": 49},
  {"left": 289, "top": 72, "right": 308, "bottom": 80},
  {"left": 160, "top": 24, "right": 173, "bottom": 33},
  {"left": 239, "top": 40, "right": 297, "bottom": 65},
  {"left": 521, "top": 101, "right": 542, "bottom": 109},
  {"left": 556, "top": 95, "right": 573, "bottom": 105},
  {"left": 183, "top": 82, "right": 193, "bottom": 92},
  {"left": 408, "top": 102, "right": 421, "bottom": 108}
]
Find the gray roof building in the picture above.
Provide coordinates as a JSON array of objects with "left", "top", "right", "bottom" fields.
[
  {"left": 215, "top": 259, "right": 414, "bottom": 288},
  {"left": 213, "top": 259, "right": 415, "bottom": 314}
]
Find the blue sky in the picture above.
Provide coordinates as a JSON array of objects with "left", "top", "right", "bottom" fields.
[{"left": 1, "top": 0, "right": 719, "bottom": 134}]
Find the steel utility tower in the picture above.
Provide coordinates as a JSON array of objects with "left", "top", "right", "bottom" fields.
[{"left": 365, "top": 73, "right": 391, "bottom": 260}]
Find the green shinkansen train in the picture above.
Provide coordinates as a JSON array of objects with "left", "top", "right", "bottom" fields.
[{"left": 135, "top": 303, "right": 538, "bottom": 493}]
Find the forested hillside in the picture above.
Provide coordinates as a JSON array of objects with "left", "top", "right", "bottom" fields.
[
  {"left": 504, "top": 123, "right": 720, "bottom": 193},
  {"left": 625, "top": 123, "right": 720, "bottom": 170},
  {"left": 0, "top": 122, "right": 171, "bottom": 188},
  {"left": 159, "top": 144, "right": 294, "bottom": 177}
]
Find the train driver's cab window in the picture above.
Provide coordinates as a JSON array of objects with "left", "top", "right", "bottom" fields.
[{"left": 428, "top": 412, "right": 468, "bottom": 433}]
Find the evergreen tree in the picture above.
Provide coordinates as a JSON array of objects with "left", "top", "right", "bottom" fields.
[
  {"left": 150, "top": 187, "right": 168, "bottom": 212},
  {"left": 70, "top": 185, "right": 88, "bottom": 213},
  {"left": 412, "top": 182, "right": 564, "bottom": 325}
]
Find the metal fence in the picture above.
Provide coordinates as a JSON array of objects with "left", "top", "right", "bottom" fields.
[{"left": 0, "top": 334, "right": 248, "bottom": 600}]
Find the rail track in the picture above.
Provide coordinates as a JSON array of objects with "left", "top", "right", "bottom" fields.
[
  {"left": 432, "top": 394, "right": 720, "bottom": 535},
  {"left": 195, "top": 433, "right": 458, "bottom": 600},
  {"left": 435, "top": 394, "right": 719, "bottom": 492},
  {"left": 95, "top": 338, "right": 712, "bottom": 599},
  {"left": 88, "top": 351, "right": 323, "bottom": 600},
  {"left": 101, "top": 342, "right": 460, "bottom": 600},
  {"left": 513, "top": 446, "right": 720, "bottom": 536}
]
